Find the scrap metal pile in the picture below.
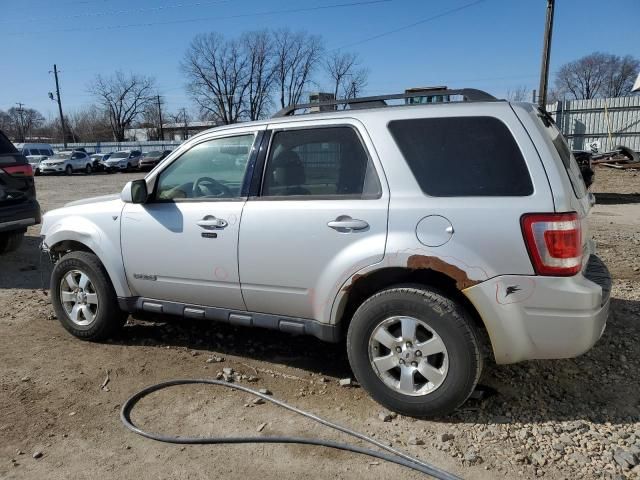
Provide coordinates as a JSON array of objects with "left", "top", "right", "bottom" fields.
[{"left": 575, "top": 146, "right": 640, "bottom": 188}]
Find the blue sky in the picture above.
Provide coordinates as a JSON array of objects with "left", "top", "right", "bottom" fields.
[{"left": 1, "top": 0, "right": 638, "bottom": 119}]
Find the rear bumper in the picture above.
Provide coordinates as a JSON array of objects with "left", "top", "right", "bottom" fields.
[
  {"left": 463, "top": 255, "right": 611, "bottom": 364},
  {"left": 0, "top": 199, "right": 41, "bottom": 232}
]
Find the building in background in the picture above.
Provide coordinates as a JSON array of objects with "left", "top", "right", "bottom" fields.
[{"left": 309, "top": 92, "right": 336, "bottom": 112}]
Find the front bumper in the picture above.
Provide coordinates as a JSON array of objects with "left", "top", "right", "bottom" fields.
[
  {"left": 40, "top": 164, "right": 65, "bottom": 173},
  {"left": 464, "top": 255, "right": 611, "bottom": 364},
  {"left": 104, "top": 163, "right": 128, "bottom": 171}
]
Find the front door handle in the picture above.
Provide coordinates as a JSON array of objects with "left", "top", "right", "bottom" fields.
[
  {"left": 327, "top": 216, "right": 369, "bottom": 232},
  {"left": 197, "top": 215, "right": 228, "bottom": 229}
]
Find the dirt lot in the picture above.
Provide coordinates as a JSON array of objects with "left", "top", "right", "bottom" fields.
[{"left": 1, "top": 168, "right": 639, "bottom": 479}]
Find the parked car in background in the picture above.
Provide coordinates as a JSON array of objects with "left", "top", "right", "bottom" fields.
[
  {"left": 39, "top": 88, "right": 610, "bottom": 417},
  {"left": 138, "top": 150, "right": 171, "bottom": 170},
  {"left": 39, "top": 150, "right": 94, "bottom": 175},
  {"left": 0, "top": 131, "right": 41, "bottom": 254},
  {"left": 57, "top": 147, "right": 88, "bottom": 154},
  {"left": 14, "top": 143, "right": 55, "bottom": 175},
  {"left": 90, "top": 153, "right": 111, "bottom": 172},
  {"left": 103, "top": 150, "right": 142, "bottom": 172}
]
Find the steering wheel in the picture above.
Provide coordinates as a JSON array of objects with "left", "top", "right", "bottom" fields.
[{"left": 192, "top": 176, "right": 232, "bottom": 198}]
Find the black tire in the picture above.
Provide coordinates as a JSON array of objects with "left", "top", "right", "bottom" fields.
[
  {"left": 85, "top": 164, "right": 93, "bottom": 174},
  {"left": 0, "top": 231, "right": 24, "bottom": 255},
  {"left": 65, "top": 164, "right": 73, "bottom": 176},
  {"left": 50, "top": 251, "right": 128, "bottom": 340},
  {"left": 346, "top": 285, "right": 482, "bottom": 418}
]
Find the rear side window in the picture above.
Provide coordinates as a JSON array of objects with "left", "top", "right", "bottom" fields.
[
  {"left": 262, "top": 126, "right": 381, "bottom": 199},
  {"left": 389, "top": 116, "right": 533, "bottom": 196}
]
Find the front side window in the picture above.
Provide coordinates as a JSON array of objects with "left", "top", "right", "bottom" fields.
[
  {"left": 262, "top": 126, "right": 381, "bottom": 199},
  {"left": 389, "top": 116, "right": 533, "bottom": 197},
  {"left": 156, "top": 134, "right": 255, "bottom": 201}
]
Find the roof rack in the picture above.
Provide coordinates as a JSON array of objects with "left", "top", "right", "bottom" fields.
[{"left": 272, "top": 88, "right": 497, "bottom": 118}]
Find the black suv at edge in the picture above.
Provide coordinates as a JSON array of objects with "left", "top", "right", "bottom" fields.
[{"left": 0, "top": 130, "right": 41, "bottom": 254}]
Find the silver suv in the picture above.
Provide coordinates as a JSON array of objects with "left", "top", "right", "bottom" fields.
[{"left": 40, "top": 89, "right": 611, "bottom": 417}]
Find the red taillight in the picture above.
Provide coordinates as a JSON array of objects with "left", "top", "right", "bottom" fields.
[
  {"left": 521, "top": 212, "right": 582, "bottom": 276},
  {"left": 2, "top": 164, "right": 34, "bottom": 177}
]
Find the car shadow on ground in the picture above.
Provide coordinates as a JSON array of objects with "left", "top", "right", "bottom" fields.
[
  {"left": 0, "top": 234, "right": 51, "bottom": 290},
  {"left": 594, "top": 192, "right": 640, "bottom": 205},
  {"left": 112, "top": 316, "right": 352, "bottom": 379},
  {"left": 107, "top": 296, "right": 640, "bottom": 425}
]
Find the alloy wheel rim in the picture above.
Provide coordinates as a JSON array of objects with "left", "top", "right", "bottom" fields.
[
  {"left": 59, "top": 269, "right": 99, "bottom": 326},
  {"left": 368, "top": 316, "right": 449, "bottom": 396}
]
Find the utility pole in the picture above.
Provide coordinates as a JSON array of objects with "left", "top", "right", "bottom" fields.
[
  {"left": 156, "top": 95, "right": 164, "bottom": 141},
  {"left": 538, "top": 0, "right": 555, "bottom": 109},
  {"left": 51, "top": 64, "right": 67, "bottom": 147},
  {"left": 15, "top": 102, "right": 25, "bottom": 142}
]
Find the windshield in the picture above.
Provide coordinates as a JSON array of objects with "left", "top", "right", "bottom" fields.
[
  {"left": 51, "top": 153, "right": 72, "bottom": 160},
  {"left": 110, "top": 152, "right": 129, "bottom": 159},
  {"left": 144, "top": 151, "right": 162, "bottom": 158}
]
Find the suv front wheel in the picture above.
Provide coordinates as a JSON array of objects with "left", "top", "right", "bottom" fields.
[
  {"left": 347, "top": 286, "right": 482, "bottom": 418},
  {"left": 50, "top": 251, "right": 128, "bottom": 340}
]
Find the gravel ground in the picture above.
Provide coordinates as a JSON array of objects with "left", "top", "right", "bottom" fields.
[{"left": 1, "top": 168, "right": 639, "bottom": 479}]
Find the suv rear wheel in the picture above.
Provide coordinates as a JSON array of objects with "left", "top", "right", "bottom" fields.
[
  {"left": 346, "top": 286, "right": 482, "bottom": 417},
  {"left": 50, "top": 251, "right": 128, "bottom": 340}
]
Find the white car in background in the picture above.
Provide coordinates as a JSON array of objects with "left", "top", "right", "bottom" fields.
[
  {"left": 103, "top": 150, "right": 142, "bottom": 172},
  {"left": 39, "top": 150, "right": 94, "bottom": 175},
  {"left": 13, "top": 143, "right": 55, "bottom": 175}
]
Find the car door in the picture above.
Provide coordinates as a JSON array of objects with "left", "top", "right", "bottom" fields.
[
  {"left": 121, "top": 129, "right": 262, "bottom": 309},
  {"left": 71, "top": 152, "right": 84, "bottom": 170},
  {"left": 238, "top": 120, "right": 389, "bottom": 323}
]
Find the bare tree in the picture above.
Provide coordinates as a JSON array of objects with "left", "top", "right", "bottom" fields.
[
  {"left": 555, "top": 52, "right": 640, "bottom": 100},
  {"left": 273, "top": 29, "right": 323, "bottom": 108},
  {"left": 325, "top": 52, "right": 359, "bottom": 100},
  {"left": 182, "top": 33, "right": 250, "bottom": 125},
  {"left": 2, "top": 106, "right": 45, "bottom": 142},
  {"left": 506, "top": 85, "right": 530, "bottom": 102},
  {"left": 59, "top": 106, "right": 112, "bottom": 142},
  {"left": 242, "top": 30, "right": 275, "bottom": 121},
  {"left": 89, "top": 71, "right": 155, "bottom": 141},
  {"left": 168, "top": 109, "right": 191, "bottom": 140},
  {"left": 342, "top": 67, "right": 368, "bottom": 100},
  {"left": 604, "top": 55, "right": 640, "bottom": 97},
  {"left": 141, "top": 100, "right": 163, "bottom": 141}
]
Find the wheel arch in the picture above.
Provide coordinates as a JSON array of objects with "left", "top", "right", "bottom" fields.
[
  {"left": 335, "top": 266, "right": 493, "bottom": 359},
  {"left": 45, "top": 228, "right": 131, "bottom": 298}
]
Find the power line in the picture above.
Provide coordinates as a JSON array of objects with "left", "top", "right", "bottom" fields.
[
  {"left": 0, "top": 0, "right": 235, "bottom": 25},
  {"left": 9, "top": 0, "right": 392, "bottom": 35},
  {"left": 332, "top": 0, "right": 488, "bottom": 50}
]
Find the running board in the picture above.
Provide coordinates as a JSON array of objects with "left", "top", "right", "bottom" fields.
[{"left": 117, "top": 296, "right": 341, "bottom": 342}]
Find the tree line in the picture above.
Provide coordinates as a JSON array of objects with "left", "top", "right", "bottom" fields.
[{"left": 1, "top": 41, "right": 637, "bottom": 143}]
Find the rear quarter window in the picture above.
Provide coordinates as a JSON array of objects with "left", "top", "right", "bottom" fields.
[{"left": 388, "top": 116, "right": 533, "bottom": 196}]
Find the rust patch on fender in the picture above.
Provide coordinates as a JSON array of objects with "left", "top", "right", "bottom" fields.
[
  {"left": 342, "top": 274, "right": 364, "bottom": 293},
  {"left": 407, "top": 255, "right": 480, "bottom": 290}
]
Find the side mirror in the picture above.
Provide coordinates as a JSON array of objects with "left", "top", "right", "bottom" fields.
[{"left": 121, "top": 179, "right": 148, "bottom": 204}]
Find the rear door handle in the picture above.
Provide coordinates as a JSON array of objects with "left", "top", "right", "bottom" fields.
[
  {"left": 197, "top": 215, "right": 228, "bottom": 229},
  {"left": 327, "top": 216, "right": 369, "bottom": 232}
]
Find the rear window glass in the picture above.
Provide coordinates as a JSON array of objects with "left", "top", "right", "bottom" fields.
[
  {"left": 536, "top": 109, "right": 587, "bottom": 198},
  {"left": 388, "top": 116, "right": 533, "bottom": 196}
]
